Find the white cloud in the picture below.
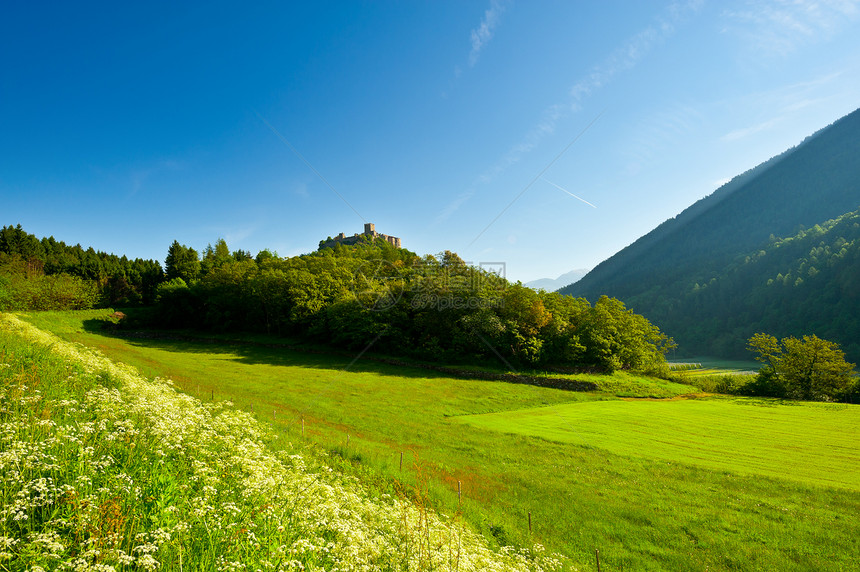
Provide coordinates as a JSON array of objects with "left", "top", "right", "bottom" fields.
[
  {"left": 293, "top": 181, "right": 310, "bottom": 198},
  {"left": 722, "top": 116, "right": 782, "bottom": 141},
  {"left": 224, "top": 224, "right": 260, "bottom": 247},
  {"left": 620, "top": 103, "right": 706, "bottom": 172},
  {"left": 435, "top": 189, "right": 475, "bottom": 224},
  {"left": 469, "top": 0, "right": 507, "bottom": 67},
  {"left": 495, "top": 0, "right": 704, "bottom": 173},
  {"left": 719, "top": 71, "right": 843, "bottom": 141},
  {"left": 721, "top": 0, "right": 860, "bottom": 58},
  {"left": 437, "top": 1, "right": 703, "bottom": 224},
  {"left": 569, "top": 0, "right": 703, "bottom": 110}
]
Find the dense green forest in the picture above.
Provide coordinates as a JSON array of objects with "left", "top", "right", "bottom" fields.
[
  {"left": 563, "top": 107, "right": 860, "bottom": 361},
  {"left": 154, "top": 237, "right": 673, "bottom": 372},
  {"left": 0, "top": 224, "right": 163, "bottom": 308},
  {"left": 1, "top": 226, "right": 673, "bottom": 373},
  {"left": 641, "top": 208, "right": 860, "bottom": 361}
]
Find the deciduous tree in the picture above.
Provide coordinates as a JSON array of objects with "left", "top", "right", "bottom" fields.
[{"left": 748, "top": 333, "right": 856, "bottom": 401}]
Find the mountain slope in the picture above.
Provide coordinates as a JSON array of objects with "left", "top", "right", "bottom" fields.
[
  {"left": 664, "top": 208, "right": 860, "bottom": 360},
  {"left": 561, "top": 107, "right": 860, "bottom": 358}
]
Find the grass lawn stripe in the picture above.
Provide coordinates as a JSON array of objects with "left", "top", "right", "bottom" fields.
[{"left": 455, "top": 398, "right": 860, "bottom": 491}]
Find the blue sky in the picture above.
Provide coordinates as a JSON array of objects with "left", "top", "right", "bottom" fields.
[{"left": 3, "top": 1, "right": 860, "bottom": 283}]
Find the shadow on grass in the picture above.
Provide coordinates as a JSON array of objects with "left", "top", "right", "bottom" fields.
[
  {"left": 81, "top": 317, "right": 486, "bottom": 381},
  {"left": 80, "top": 317, "right": 599, "bottom": 391}
]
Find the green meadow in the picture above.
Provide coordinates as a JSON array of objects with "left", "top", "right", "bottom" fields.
[
  {"left": 456, "top": 398, "right": 860, "bottom": 491},
  {"left": 2, "top": 313, "right": 560, "bottom": 571},
  {"left": 15, "top": 310, "right": 860, "bottom": 571}
]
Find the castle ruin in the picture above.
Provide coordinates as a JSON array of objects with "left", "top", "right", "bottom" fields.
[{"left": 321, "top": 223, "right": 401, "bottom": 249}]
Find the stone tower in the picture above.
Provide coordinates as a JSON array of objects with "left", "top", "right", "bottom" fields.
[{"left": 321, "top": 223, "right": 401, "bottom": 249}]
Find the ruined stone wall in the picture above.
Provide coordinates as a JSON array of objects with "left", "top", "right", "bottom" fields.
[{"left": 321, "top": 223, "right": 401, "bottom": 250}]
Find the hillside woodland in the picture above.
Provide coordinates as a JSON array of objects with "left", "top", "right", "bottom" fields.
[
  {"left": 563, "top": 107, "right": 860, "bottom": 362},
  {"left": 655, "top": 209, "right": 860, "bottom": 360}
]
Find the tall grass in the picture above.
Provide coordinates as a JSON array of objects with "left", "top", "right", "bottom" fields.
[{"left": 0, "top": 313, "right": 563, "bottom": 571}]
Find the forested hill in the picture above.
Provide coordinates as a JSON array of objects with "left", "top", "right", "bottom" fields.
[
  {"left": 560, "top": 107, "right": 860, "bottom": 358},
  {"left": 650, "top": 208, "right": 860, "bottom": 361},
  {"left": 562, "top": 107, "right": 860, "bottom": 302}
]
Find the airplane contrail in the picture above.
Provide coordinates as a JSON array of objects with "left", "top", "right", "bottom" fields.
[{"left": 542, "top": 178, "right": 597, "bottom": 208}]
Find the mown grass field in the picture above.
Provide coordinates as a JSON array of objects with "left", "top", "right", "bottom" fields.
[
  {"left": 456, "top": 397, "right": 860, "bottom": 490},
  {"left": 17, "top": 310, "right": 860, "bottom": 571}
]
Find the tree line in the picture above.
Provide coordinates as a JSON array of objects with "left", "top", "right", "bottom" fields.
[
  {"left": 0, "top": 225, "right": 163, "bottom": 309},
  {"left": 6, "top": 224, "right": 858, "bottom": 394},
  {"left": 746, "top": 333, "right": 858, "bottom": 402},
  {"left": 153, "top": 236, "right": 675, "bottom": 373},
  {"left": 0, "top": 225, "right": 675, "bottom": 373}
]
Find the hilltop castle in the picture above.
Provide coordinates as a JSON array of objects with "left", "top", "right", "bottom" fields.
[{"left": 321, "top": 223, "right": 401, "bottom": 249}]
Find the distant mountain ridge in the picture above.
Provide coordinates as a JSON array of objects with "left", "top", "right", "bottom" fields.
[
  {"left": 525, "top": 268, "right": 588, "bottom": 292},
  {"left": 561, "top": 107, "right": 860, "bottom": 359}
]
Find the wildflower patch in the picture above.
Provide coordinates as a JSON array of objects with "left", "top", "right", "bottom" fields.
[{"left": 0, "top": 313, "right": 563, "bottom": 571}]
